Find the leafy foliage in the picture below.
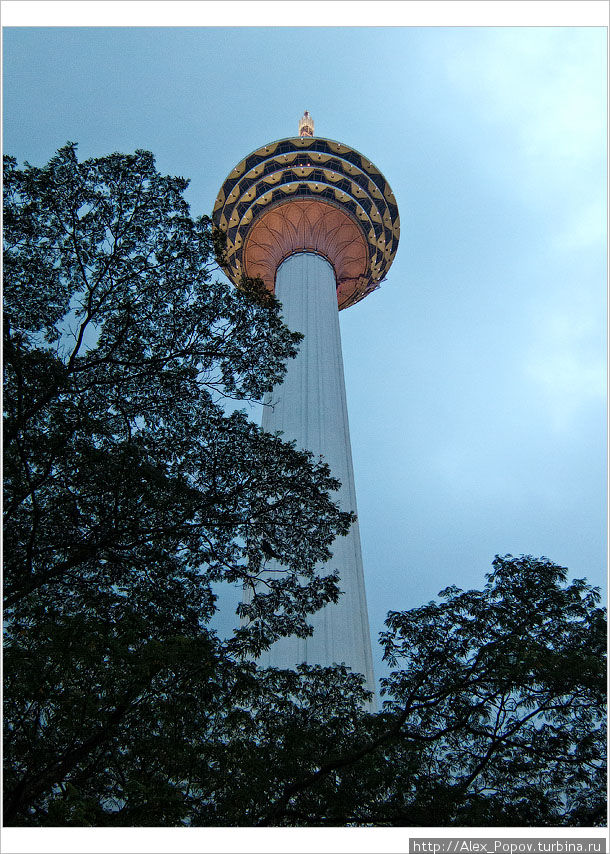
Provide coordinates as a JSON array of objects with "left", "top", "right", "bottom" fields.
[
  {"left": 3, "top": 147, "right": 606, "bottom": 828},
  {"left": 3, "top": 145, "right": 354, "bottom": 823},
  {"left": 233, "top": 558, "right": 605, "bottom": 828},
  {"left": 375, "top": 555, "right": 606, "bottom": 826}
]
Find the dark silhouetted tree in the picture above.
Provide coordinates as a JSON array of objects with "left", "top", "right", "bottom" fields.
[{"left": 3, "top": 144, "right": 354, "bottom": 823}]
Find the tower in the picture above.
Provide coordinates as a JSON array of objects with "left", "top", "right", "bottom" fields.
[{"left": 213, "top": 113, "right": 399, "bottom": 696}]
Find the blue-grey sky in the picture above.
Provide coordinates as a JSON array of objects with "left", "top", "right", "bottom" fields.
[{"left": 3, "top": 20, "right": 607, "bottom": 686}]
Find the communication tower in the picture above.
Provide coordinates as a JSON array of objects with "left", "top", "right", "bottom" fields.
[{"left": 213, "top": 113, "right": 400, "bottom": 695}]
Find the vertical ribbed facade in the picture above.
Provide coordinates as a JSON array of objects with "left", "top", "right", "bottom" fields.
[{"left": 258, "top": 252, "right": 376, "bottom": 697}]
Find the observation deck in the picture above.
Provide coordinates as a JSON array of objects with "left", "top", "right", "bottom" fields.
[{"left": 213, "top": 135, "right": 400, "bottom": 310}]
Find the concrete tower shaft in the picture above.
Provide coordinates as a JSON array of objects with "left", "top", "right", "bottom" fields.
[{"left": 257, "top": 251, "right": 376, "bottom": 691}]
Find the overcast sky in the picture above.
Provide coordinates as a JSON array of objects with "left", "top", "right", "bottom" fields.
[{"left": 3, "top": 13, "right": 607, "bottom": 684}]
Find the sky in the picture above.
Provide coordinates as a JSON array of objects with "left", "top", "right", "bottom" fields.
[
  {"left": 3, "top": 6, "right": 607, "bottom": 689},
  {"left": 1, "top": 3, "right": 607, "bottom": 852}
]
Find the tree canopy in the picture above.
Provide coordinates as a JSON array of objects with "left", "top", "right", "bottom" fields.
[{"left": 3, "top": 146, "right": 606, "bottom": 828}]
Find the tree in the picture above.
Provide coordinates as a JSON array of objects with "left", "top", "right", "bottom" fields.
[
  {"left": 3, "top": 144, "right": 355, "bottom": 824},
  {"left": 350, "top": 554, "right": 606, "bottom": 828},
  {"left": 194, "top": 556, "right": 604, "bottom": 828},
  {"left": 3, "top": 148, "right": 606, "bottom": 828}
]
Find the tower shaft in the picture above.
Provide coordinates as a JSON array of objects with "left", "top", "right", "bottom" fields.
[{"left": 259, "top": 252, "right": 376, "bottom": 694}]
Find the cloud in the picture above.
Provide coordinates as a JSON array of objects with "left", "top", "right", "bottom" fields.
[
  {"left": 445, "top": 28, "right": 605, "bottom": 172},
  {"left": 552, "top": 198, "right": 607, "bottom": 253},
  {"left": 443, "top": 26, "right": 606, "bottom": 267},
  {"left": 441, "top": 27, "right": 606, "bottom": 433},
  {"left": 523, "top": 305, "right": 606, "bottom": 432}
]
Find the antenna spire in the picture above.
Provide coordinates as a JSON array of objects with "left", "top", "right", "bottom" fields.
[{"left": 298, "top": 110, "right": 314, "bottom": 137}]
